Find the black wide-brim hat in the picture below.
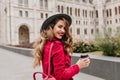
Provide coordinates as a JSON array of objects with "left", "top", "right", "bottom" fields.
[{"left": 40, "top": 14, "right": 72, "bottom": 32}]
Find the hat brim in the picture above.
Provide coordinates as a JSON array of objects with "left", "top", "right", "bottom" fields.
[{"left": 40, "top": 14, "right": 72, "bottom": 32}]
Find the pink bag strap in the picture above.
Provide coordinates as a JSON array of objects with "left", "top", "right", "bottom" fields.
[
  {"left": 33, "top": 72, "right": 48, "bottom": 80},
  {"left": 33, "top": 43, "right": 54, "bottom": 80},
  {"left": 48, "top": 43, "right": 54, "bottom": 76}
]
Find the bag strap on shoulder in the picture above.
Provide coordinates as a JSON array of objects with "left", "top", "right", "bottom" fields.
[{"left": 48, "top": 42, "right": 54, "bottom": 76}]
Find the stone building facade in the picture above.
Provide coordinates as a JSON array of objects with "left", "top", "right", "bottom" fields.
[{"left": 0, "top": 0, "right": 120, "bottom": 45}]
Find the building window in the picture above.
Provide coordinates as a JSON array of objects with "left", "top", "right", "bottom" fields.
[
  {"left": 78, "top": 9, "right": 80, "bottom": 17},
  {"left": 19, "top": 10, "right": 23, "bottom": 17},
  {"left": 40, "top": 0, "right": 43, "bottom": 8},
  {"left": 92, "top": 11, "right": 94, "bottom": 18},
  {"left": 116, "top": 19, "right": 118, "bottom": 23},
  {"left": 79, "top": 21, "right": 80, "bottom": 24},
  {"left": 70, "top": 7, "right": 72, "bottom": 15},
  {"left": 117, "top": 27, "right": 120, "bottom": 33},
  {"left": 25, "top": 11, "right": 28, "bottom": 17},
  {"left": 24, "top": 0, "right": 28, "bottom": 7},
  {"left": 106, "top": 0, "right": 111, "bottom": 3},
  {"left": 86, "top": 21, "right": 88, "bottom": 25},
  {"left": 45, "top": 0, "right": 48, "bottom": 9},
  {"left": 77, "top": 28, "right": 80, "bottom": 35},
  {"left": 84, "top": 29, "right": 87, "bottom": 35},
  {"left": 91, "top": 29, "right": 94, "bottom": 34},
  {"left": 119, "top": 6, "right": 120, "bottom": 14},
  {"left": 85, "top": 10, "right": 87, "bottom": 17},
  {"left": 18, "top": 0, "right": 23, "bottom": 6},
  {"left": 83, "top": 10, "right": 84, "bottom": 17},
  {"left": 75, "top": 0, "right": 79, "bottom": 2},
  {"left": 96, "top": 28, "right": 99, "bottom": 33},
  {"left": 45, "top": 13, "right": 48, "bottom": 18},
  {"left": 58, "top": 5, "right": 60, "bottom": 12},
  {"left": 67, "top": 7, "right": 69, "bottom": 14},
  {"left": 61, "top": 6, "right": 63, "bottom": 13},
  {"left": 108, "top": 28, "right": 112, "bottom": 34},
  {"left": 109, "top": 9, "right": 112, "bottom": 17},
  {"left": 110, "top": 20, "right": 112, "bottom": 24},
  {"left": 115, "top": 7, "right": 117, "bottom": 15},
  {"left": 107, "top": 21, "right": 109, "bottom": 24},
  {"left": 90, "top": 11, "right": 91, "bottom": 18},
  {"left": 76, "top": 20, "right": 78, "bottom": 24},
  {"left": 83, "top": 0, "right": 86, "bottom": 3},
  {"left": 41, "top": 13, "right": 43, "bottom": 18},
  {"left": 89, "top": 0, "right": 93, "bottom": 4},
  {"left": 106, "top": 9, "right": 109, "bottom": 17},
  {"left": 75, "top": 8, "right": 77, "bottom": 16},
  {"left": 103, "top": 10, "right": 104, "bottom": 17},
  {"left": 96, "top": 10, "right": 98, "bottom": 18},
  {"left": 18, "top": 0, "right": 28, "bottom": 7}
]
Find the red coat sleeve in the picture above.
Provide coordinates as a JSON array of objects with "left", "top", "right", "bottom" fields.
[{"left": 52, "top": 43, "right": 79, "bottom": 80}]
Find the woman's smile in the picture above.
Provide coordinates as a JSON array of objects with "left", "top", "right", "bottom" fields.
[{"left": 53, "top": 20, "right": 65, "bottom": 39}]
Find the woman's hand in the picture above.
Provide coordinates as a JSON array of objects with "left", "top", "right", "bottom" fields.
[{"left": 76, "top": 58, "right": 90, "bottom": 69}]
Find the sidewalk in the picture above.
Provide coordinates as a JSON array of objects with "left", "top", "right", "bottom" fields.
[
  {"left": 74, "top": 72, "right": 105, "bottom": 80},
  {"left": 0, "top": 47, "right": 105, "bottom": 80}
]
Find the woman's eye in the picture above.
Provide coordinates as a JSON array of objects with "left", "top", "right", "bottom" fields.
[{"left": 58, "top": 25, "right": 62, "bottom": 28}]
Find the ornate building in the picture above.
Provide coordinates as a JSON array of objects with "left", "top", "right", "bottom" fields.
[{"left": 0, "top": 0, "right": 120, "bottom": 45}]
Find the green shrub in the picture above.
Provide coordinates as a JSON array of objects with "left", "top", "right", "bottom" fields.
[
  {"left": 99, "top": 41, "right": 116, "bottom": 56},
  {"left": 73, "top": 42, "right": 100, "bottom": 53},
  {"left": 99, "top": 38, "right": 120, "bottom": 57},
  {"left": 115, "top": 39, "right": 120, "bottom": 57}
]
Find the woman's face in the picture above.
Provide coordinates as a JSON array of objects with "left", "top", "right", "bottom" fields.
[{"left": 53, "top": 20, "right": 66, "bottom": 39}]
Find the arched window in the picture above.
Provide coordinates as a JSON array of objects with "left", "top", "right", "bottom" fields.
[{"left": 19, "top": 25, "right": 29, "bottom": 44}]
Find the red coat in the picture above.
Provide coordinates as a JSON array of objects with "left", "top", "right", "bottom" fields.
[{"left": 42, "top": 38, "right": 79, "bottom": 80}]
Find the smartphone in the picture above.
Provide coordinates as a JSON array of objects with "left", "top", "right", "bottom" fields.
[{"left": 80, "top": 54, "right": 89, "bottom": 58}]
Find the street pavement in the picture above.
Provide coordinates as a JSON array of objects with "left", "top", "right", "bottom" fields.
[{"left": 0, "top": 48, "right": 105, "bottom": 80}]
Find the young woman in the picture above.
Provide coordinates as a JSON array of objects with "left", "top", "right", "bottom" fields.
[{"left": 32, "top": 14, "right": 90, "bottom": 80}]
